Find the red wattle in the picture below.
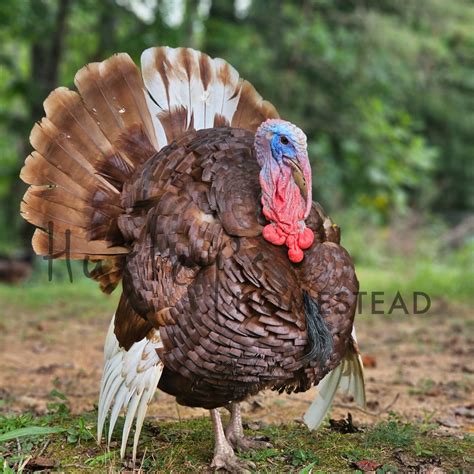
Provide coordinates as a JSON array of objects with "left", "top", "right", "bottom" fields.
[
  {"left": 288, "top": 246, "right": 304, "bottom": 263},
  {"left": 286, "top": 234, "right": 297, "bottom": 248},
  {"left": 263, "top": 222, "right": 314, "bottom": 263},
  {"left": 262, "top": 224, "right": 285, "bottom": 246},
  {"left": 298, "top": 227, "right": 314, "bottom": 249}
]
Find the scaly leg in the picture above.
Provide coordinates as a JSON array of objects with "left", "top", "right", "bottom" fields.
[
  {"left": 210, "top": 408, "right": 255, "bottom": 473},
  {"left": 225, "top": 402, "right": 273, "bottom": 452}
]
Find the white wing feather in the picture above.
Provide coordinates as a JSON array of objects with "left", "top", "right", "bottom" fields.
[{"left": 97, "top": 315, "right": 164, "bottom": 462}]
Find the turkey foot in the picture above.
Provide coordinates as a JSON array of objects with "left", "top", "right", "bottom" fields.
[
  {"left": 210, "top": 408, "right": 256, "bottom": 473},
  {"left": 225, "top": 402, "right": 273, "bottom": 452}
]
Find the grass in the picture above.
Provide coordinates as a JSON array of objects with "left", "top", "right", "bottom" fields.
[
  {"left": 0, "top": 261, "right": 119, "bottom": 323},
  {"left": 0, "top": 401, "right": 473, "bottom": 472}
]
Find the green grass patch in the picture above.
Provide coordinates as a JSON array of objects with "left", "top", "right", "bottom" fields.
[
  {"left": 336, "top": 212, "right": 474, "bottom": 307},
  {"left": 365, "top": 418, "right": 415, "bottom": 449},
  {"left": 357, "top": 263, "right": 473, "bottom": 309},
  {"left": 0, "top": 405, "right": 472, "bottom": 472},
  {"left": 0, "top": 261, "right": 119, "bottom": 322}
]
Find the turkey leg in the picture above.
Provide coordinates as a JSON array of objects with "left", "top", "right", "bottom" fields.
[
  {"left": 210, "top": 408, "right": 255, "bottom": 473},
  {"left": 225, "top": 402, "right": 273, "bottom": 452}
]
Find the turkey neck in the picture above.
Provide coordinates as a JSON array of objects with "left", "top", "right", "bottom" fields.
[{"left": 259, "top": 160, "right": 307, "bottom": 236}]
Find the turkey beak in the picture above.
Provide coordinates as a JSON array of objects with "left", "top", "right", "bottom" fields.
[{"left": 284, "top": 156, "right": 308, "bottom": 202}]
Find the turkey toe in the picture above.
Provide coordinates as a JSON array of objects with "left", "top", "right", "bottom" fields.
[
  {"left": 211, "top": 453, "right": 255, "bottom": 473},
  {"left": 227, "top": 433, "right": 273, "bottom": 453}
]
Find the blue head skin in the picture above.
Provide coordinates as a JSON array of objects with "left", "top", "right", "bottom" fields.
[
  {"left": 254, "top": 119, "right": 312, "bottom": 218},
  {"left": 269, "top": 125, "right": 298, "bottom": 164}
]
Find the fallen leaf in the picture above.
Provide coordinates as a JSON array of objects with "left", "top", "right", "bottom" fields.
[
  {"left": 362, "top": 354, "right": 377, "bottom": 368},
  {"left": 351, "top": 460, "right": 382, "bottom": 472},
  {"left": 437, "top": 417, "right": 460, "bottom": 428},
  {"left": 425, "top": 388, "right": 442, "bottom": 397},
  {"left": 329, "top": 413, "right": 360, "bottom": 433},
  {"left": 244, "top": 422, "right": 261, "bottom": 430},
  {"left": 418, "top": 466, "right": 445, "bottom": 474},
  {"left": 26, "top": 456, "right": 55, "bottom": 470},
  {"left": 366, "top": 400, "right": 379, "bottom": 410}
]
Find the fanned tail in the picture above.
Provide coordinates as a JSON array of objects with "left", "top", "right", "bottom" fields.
[
  {"left": 21, "top": 46, "right": 278, "bottom": 292},
  {"left": 304, "top": 330, "right": 366, "bottom": 430}
]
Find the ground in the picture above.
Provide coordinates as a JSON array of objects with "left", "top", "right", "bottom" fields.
[{"left": 0, "top": 267, "right": 473, "bottom": 472}]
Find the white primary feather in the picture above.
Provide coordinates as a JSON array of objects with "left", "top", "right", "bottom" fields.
[
  {"left": 97, "top": 315, "right": 164, "bottom": 462},
  {"left": 140, "top": 46, "right": 242, "bottom": 146},
  {"left": 304, "top": 328, "right": 366, "bottom": 430}
]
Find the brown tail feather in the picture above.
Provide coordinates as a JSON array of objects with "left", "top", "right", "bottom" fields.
[
  {"left": 43, "top": 88, "right": 117, "bottom": 162},
  {"left": 75, "top": 54, "right": 158, "bottom": 152},
  {"left": 231, "top": 80, "right": 279, "bottom": 132},
  {"left": 30, "top": 118, "right": 118, "bottom": 198},
  {"left": 30, "top": 225, "right": 128, "bottom": 259},
  {"left": 21, "top": 151, "right": 93, "bottom": 201},
  {"left": 89, "top": 257, "right": 124, "bottom": 294}
]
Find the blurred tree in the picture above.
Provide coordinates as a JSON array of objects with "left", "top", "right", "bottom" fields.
[
  {"left": 0, "top": 0, "right": 73, "bottom": 252},
  {"left": 203, "top": 0, "right": 470, "bottom": 216},
  {"left": 0, "top": 0, "right": 174, "bottom": 253}
]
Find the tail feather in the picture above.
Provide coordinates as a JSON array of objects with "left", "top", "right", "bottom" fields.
[
  {"left": 28, "top": 225, "right": 128, "bottom": 258},
  {"left": 231, "top": 80, "right": 279, "bottom": 131},
  {"left": 89, "top": 258, "right": 124, "bottom": 294},
  {"left": 304, "top": 334, "right": 366, "bottom": 430},
  {"left": 141, "top": 46, "right": 279, "bottom": 145},
  {"left": 75, "top": 53, "right": 158, "bottom": 151},
  {"left": 339, "top": 351, "right": 366, "bottom": 408},
  {"left": 42, "top": 88, "right": 118, "bottom": 162},
  {"left": 303, "top": 361, "right": 344, "bottom": 431},
  {"left": 21, "top": 55, "right": 156, "bottom": 262},
  {"left": 21, "top": 151, "right": 97, "bottom": 201},
  {"left": 29, "top": 117, "right": 117, "bottom": 197}
]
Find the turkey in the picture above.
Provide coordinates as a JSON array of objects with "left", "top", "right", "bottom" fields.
[{"left": 20, "top": 46, "right": 365, "bottom": 472}]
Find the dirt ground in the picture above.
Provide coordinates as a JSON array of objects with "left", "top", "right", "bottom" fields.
[{"left": 1, "top": 296, "right": 473, "bottom": 437}]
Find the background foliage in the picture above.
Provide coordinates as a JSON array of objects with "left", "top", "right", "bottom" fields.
[{"left": 0, "top": 0, "right": 473, "bottom": 254}]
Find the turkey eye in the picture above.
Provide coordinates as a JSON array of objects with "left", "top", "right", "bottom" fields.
[{"left": 280, "top": 136, "right": 289, "bottom": 145}]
